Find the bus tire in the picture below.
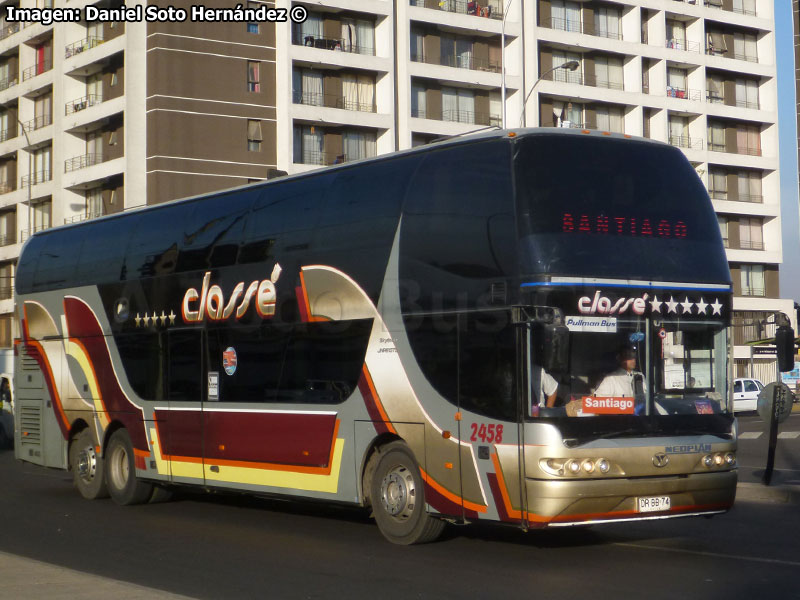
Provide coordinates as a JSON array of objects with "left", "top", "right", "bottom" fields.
[
  {"left": 105, "top": 429, "right": 153, "bottom": 506},
  {"left": 369, "top": 442, "right": 445, "bottom": 545},
  {"left": 69, "top": 429, "right": 108, "bottom": 500}
]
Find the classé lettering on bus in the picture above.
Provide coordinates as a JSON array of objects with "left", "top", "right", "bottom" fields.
[{"left": 182, "top": 264, "right": 282, "bottom": 324}]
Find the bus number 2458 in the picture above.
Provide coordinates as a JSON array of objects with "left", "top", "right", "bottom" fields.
[{"left": 470, "top": 423, "right": 504, "bottom": 443}]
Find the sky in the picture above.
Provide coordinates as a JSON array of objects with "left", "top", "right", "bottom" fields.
[{"left": 776, "top": 1, "right": 800, "bottom": 303}]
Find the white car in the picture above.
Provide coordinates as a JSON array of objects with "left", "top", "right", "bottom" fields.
[{"left": 733, "top": 378, "right": 764, "bottom": 413}]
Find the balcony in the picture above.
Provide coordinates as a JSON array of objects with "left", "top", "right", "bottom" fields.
[
  {"left": 551, "top": 69, "right": 624, "bottom": 91},
  {"left": 734, "top": 53, "right": 758, "bottom": 64},
  {"left": 413, "top": 107, "right": 500, "bottom": 127},
  {"left": 0, "top": 76, "right": 17, "bottom": 92},
  {"left": 0, "top": 283, "right": 12, "bottom": 300},
  {"left": 295, "top": 150, "right": 363, "bottom": 166},
  {"left": 736, "top": 146, "right": 762, "bottom": 157},
  {"left": 735, "top": 99, "right": 760, "bottom": 110},
  {"left": 65, "top": 94, "right": 104, "bottom": 115},
  {"left": 669, "top": 135, "right": 703, "bottom": 150},
  {"left": 704, "top": 0, "right": 756, "bottom": 16},
  {"left": 0, "top": 181, "right": 15, "bottom": 195},
  {"left": 22, "top": 60, "right": 52, "bottom": 81},
  {"left": 409, "top": 0, "right": 502, "bottom": 20},
  {"left": 64, "top": 211, "right": 103, "bottom": 224},
  {"left": 411, "top": 51, "right": 501, "bottom": 73},
  {"left": 20, "top": 224, "right": 49, "bottom": 242},
  {"left": 741, "top": 286, "right": 766, "bottom": 297},
  {"left": 65, "top": 36, "right": 104, "bottom": 59},
  {"left": 738, "top": 194, "right": 763, "bottom": 204},
  {"left": 667, "top": 86, "right": 701, "bottom": 101},
  {"left": 0, "top": 127, "right": 15, "bottom": 143},
  {"left": 709, "top": 142, "right": 726, "bottom": 152},
  {"left": 292, "top": 91, "right": 375, "bottom": 113},
  {"left": 20, "top": 170, "right": 51, "bottom": 187},
  {"left": 0, "top": 23, "right": 20, "bottom": 41},
  {"left": 707, "top": 91, "right": 724, "bottom": 104},
  {"left": 738, "top": 239, "right": 764, "bottom": 251},
  {"left": 21, "top": 114, "right": 52, "bottom": 132},
  {"left": 666, "top": 39, "right": 700, "bottom": 53},
  {"left": 543, "top": 17, "right": 622, "bottom": 40},
  {"left": 293, "top": 34, "right": 374, "bottom": 56},
  {"left": 0, "top": 231, "right": 15, "bottom": 247},
  {"left": 65, "top": 153, "right": 104, "bottom": 173}
]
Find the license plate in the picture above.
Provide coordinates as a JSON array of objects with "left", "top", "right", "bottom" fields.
[{"left": 637, "top": 496, "right": 671, "bottom": 513}]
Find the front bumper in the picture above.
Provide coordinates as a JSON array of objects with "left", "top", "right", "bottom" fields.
[{"left": 524, "top": 470, "right": 737, "bottom": 527}]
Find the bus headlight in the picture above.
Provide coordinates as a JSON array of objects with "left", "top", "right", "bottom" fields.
[
  {"left": 566, "top": 460, "right": 581, "bottom": 475},
  {"left": 596, "top": 458, "right": 610, "bottom": 474},
  {"left": 713, "top": 453, "right": 724, "bottom": 466},
  {"left": 725, "top": 453, "right": 736, "bottom": 466},
  {"left": 703, "top": 455, "right": 714, "bottom": 468},
  {"left": 582, "top": 460, "right": 595, "bottom": 474}
]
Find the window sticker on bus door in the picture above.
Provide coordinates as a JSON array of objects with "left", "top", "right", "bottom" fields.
[
  {"left": 223, "top": 347, "right": 238, "bottom": 376},
  {"left": 565, "top": 316, "right": 617, "bottom": 333},
  {"left": 582, "top": 396, "right": 635, "bottom": 415}
]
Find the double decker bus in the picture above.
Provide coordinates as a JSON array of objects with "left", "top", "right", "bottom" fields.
[{"left": 14, "top": 129, "right": 738, "bottom": 544}]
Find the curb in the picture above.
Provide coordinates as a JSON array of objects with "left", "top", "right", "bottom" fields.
[{"left": 736, "top": 481, "right": 800, "bottom": 505}]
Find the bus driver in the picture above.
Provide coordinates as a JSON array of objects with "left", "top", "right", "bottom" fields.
[{"left": 595, "top": 346, "right": 645, "bottom": 399}]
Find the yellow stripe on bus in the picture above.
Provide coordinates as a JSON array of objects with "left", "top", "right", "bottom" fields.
[
  {"left": 64, "top": 339, "right": 110, "bottom": 430},
  {"left": 148, "top": 427, "right": 344, "bottom": 493}
]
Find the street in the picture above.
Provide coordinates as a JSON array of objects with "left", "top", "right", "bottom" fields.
[{"left": 0, "top": 416, "right": 798, "bottom": 600}]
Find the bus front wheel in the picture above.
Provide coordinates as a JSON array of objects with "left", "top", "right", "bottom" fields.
[
  {"left": 105, "top": 429, "right": 153, "bottom": 506},
  {"left": 369, "top": 442, "right": 444, "bottom": 545},
  {"left": 69, "top": 429, "right": 108, "bottom": 499}
]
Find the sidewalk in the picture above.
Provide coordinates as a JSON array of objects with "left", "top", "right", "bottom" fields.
[
  {"left": 0, "top": 551, "right": 195, "bottom": 600},
  {"left": 735, "top": 468, "right": 800, "bottom": 505}
]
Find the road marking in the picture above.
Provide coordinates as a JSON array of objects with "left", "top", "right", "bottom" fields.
[
  {"left": 614, "top": 542, "right": 800, "bottom": 568},
  {"left": 738, "top": 432, "right": 762, "bottom": 439},
  {"left": 778, "top": 431, "right": 800, "bottom": 439}
]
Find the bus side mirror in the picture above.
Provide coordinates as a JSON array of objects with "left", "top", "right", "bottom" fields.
[
  {"left": 533, "top": 323, "right": 570, "bottom": 373},
  {"left": 776, "top": 325, "right": 795, "bottom": 373}
]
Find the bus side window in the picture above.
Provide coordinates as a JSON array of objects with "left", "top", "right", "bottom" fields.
[
  {"left": 115, "top": 331, "right": 164, "bottom": 401},
  {"left": 168, "top": 330, "right": 203, "bottom": 402},
  {"left": 277, "top": 319, "right": 371, "bottom": 404},
  {"left": 206, "top": 324, "right": 285, "bottom": 402}
]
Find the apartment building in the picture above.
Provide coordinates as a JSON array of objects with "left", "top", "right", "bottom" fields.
[{"left": 0, "top": 0, "right": 793, "bottom": 380}]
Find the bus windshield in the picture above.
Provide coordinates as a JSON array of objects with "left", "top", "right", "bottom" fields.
[{"left": 531, "top": 317, "right": 729, "bottom": 420}]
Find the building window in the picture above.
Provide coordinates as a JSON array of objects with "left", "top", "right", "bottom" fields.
[
  {"left": 552, "top": 101, "right": 583, "bottom": 128},
  {"left": 594, "top": 6, "right": 621, "bottom": 39},
  {"left": 341, "top": 73, "right": 375, "bottom": 112},
  {"left": 247, "top": 1, "right": 259, "bottom": 33},
  {"left": 708, "top": 169, "right": 727, "bottom": 200},
  {"left": 706, "top": 30, "right": 727, "bottom": 55},
  {"left": 247, "top": 61, "right": 260, "bottom": 92},
  {"left": 552, "top": 51, "right": 582, "bottom": 84},
  {"left": 342, "top": 130, "right": 376, "bottom": 161},
  {"left": 739, "top": 217, "right": 763, "bottom": 250},
  {"left": 108, "top": 130, "right": 118, "bottom": 146},
  {"left": 669, "top": 115, "right": 689, "bottom": 147},
  {"left": 0, "top": 210, "right": 15, "bottom": 247},
  {"left": 733, "top": 32, "right": 758, "bottom": 63},
  {"left": 707, "top": 72, "right": 724, "bottom": 103},
  {"left": 441, "top": 35, "right": 474, "bottom": 69},
  {"left": 247, "top": 119, "right": 262, "bottom": 152},
  {"left": 442, "top": 87, "right": 475, "bottom": 123},
  {"left": 110, "top": 72, "right": 118, "bottom": 86},
  {"left": 292, "top": 68, "right": 323, "bottom": 106},
  {"left": 551, "top": 0, "right": 581, "bottom": 33},
  {"left": 738, "top": 170, "right": 762, "bottom": 203},
  {"left": 595, "top": 105, "right": 624, "bottom": 133},
  {"left": 86, "top": 188, "right": 103, "bottom": 219},
  {"left": 0, "top": 262, "right": 12, "bottom": 300},
  {"left": 735, "top": 78, "right": 759, "bottom": 109},
  {"left": 594, "top": 55, "right": 623, "bottom": 90},
  {"left": 708, "top": 121, "right": 726, "bottom": 152},
  {"left": 32, "top": 199, "right": 51, "bottom": 232},
  {"left": 293, "top": 125, "right": 324, "bottom": 165},
  {"left": 717, "top": 216, "right": 729, "bottom": 247},
  {"left": 411, "top": 82, "right": 427, "bottom": 118},
  {"left": 736, "top": 125, "right": 760, "bottom": 156},
  {"left": 666, "top": 19, "right": 686, "bottom": 50},
  {"left": 667, "top": 67, "right": 687, "bottom": 97},
  {"left": 740, "top": 264, "right": 765, "bottom": 297}
]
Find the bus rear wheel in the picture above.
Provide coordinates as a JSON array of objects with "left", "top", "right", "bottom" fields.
[
  {"left": 105, "top": 429, "right": 153, "bottom": 506},
  {"left": 69, "top": 429, "right": 108, "bottom": 499},
  {"left": 369, "top": 442, "right": 445, "bottom": 545}
]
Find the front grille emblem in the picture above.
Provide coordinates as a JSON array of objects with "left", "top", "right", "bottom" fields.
[{"left": 653, "top": 453, "right": 670, "bottom": 468}]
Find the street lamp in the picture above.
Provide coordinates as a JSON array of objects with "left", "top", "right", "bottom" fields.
[
  {"left": 500, "top": 0, "right": 514, "bottom": 129},
  {"left": 15, "top": 118, "right": 32, "bottom": 242},
  {"left": 518, "top": 60, "right": 580, "bottom": 128}
]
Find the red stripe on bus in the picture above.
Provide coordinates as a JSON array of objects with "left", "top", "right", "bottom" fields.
[
  {"left": 155, "top": 410, "right": 338, "bottom": 468},
  {"left": 487, "top": 473, "right": 517, "bottom": 523},
  {"left": 357, "top": 365, "right": 395, "bottom": 435},
  {"left": 63, "top": 297, "right": 148, "bottom": 451}
]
